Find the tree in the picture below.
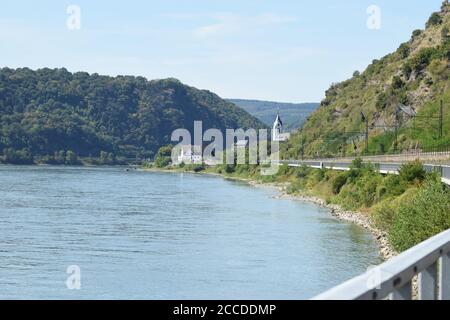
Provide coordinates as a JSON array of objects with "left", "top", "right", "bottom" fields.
[
  {"left": 412, "top": 29, "right": 422, "bottom": 39},
  {"left": 398, "top": 43, "right": 410, "bottom": 59},
  {"left": 399, "top": 160, "right": 426, "bottom": 184},
  {"left": 154, "top": 145, "right": 172, "bottom": 168},
  {"left": 107, "top": 153, "right": 116, "bottom": 164},
  {"left": 426, "top": 13, "right": 442, "bottom": 28},
  {"left": 0, "top": 67, "right": 265, "bottom": 165},
  {"left": 3, "top": 148, "right": 34, "bottom": 165},
  {"left": 66, "top": 150, "right": 79, "bottom": 165},
  {"left": 100, "top": 151, "right": 109, "bottom": 164}
]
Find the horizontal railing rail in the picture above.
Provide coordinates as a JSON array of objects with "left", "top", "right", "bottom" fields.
[
  {"left": 309, "top": 148, "right": 450, "bottom": 161},
  {"left": 279, "top": 160, "right": 450, "bottom": 186},
  {"left": 312, "top": 229, "right": 450, "bottom": 300}
]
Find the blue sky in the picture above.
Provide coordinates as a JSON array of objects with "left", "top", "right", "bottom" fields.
[{"left": 0, "top": 0, "right": 445, "bottom": 102}]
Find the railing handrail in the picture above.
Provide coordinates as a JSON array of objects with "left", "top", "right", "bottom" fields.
[
  {"left": 312, "top": 229, "right": 450, "bottom": 300},
  {"left": 280, "top": 160, "right": 450, "bottom": 185}
]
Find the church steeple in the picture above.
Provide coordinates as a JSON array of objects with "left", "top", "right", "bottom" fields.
[{"left": 272, "top": 112, "right": 283, "bottom": 141}]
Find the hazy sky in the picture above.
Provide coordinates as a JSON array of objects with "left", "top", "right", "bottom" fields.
[{"left": 0, "top": 0, "right": 445, "bottom": 102}]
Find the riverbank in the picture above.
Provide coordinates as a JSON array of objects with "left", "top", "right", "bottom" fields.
[
  {"left": 143, "top": 166, "right": 397, "bottom": 261},
  {"left": 246, "top": 179, "right": 397, "bottom": 261}
]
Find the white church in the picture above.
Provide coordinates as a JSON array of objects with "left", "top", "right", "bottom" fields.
[{"left": 272, "top": 114, "right": 290, "bottom": 142}]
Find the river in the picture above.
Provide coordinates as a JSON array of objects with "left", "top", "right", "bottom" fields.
[{"left": 0, "top": 166, "right": 380, "bottom": 299}]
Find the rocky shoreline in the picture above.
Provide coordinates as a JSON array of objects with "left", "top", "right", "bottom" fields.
[{"left": 246, "top": 180, "right": 398, "bottom": 261}]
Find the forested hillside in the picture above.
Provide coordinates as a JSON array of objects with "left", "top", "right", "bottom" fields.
[
  {"left": 0, "top": 68, "right": 264, "bottom": 164},
  {"left": 228, "top": 99, "right": 319, "bottom": 131},
  {"left": 285, "top": 2, "right": 450, "bottom": 159}
]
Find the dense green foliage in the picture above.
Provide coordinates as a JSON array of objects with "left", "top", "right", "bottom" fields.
[
  {"left": 285, "top": 4, "right": 450, "bottom": 158},
  {"left": 154, "top": 145, "right": 173, "bottom": 168},
  {"left": 390, "top": 178, "right": 450, "bottom": 251},
  {"left": 228, "top": 99, "right": 319, "bottom": 131},
  {"left": 0, "top": 68, "right": 264, "bottom": 164}
]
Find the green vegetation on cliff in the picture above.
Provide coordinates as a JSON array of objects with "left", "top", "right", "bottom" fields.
[{"left": 285, "top": 3, "right": 450, "bottom": 159}]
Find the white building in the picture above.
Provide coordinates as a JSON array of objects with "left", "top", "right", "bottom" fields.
[
  {"left": 176, "top": 145, "right": 203, "bottom": 164},
  {"left": 272, "top": 114, "right": 290, "bottom": 142}
]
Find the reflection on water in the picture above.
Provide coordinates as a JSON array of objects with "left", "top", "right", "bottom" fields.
[{"left": 0, "top": 166, "right": 381, "bottom": 299}]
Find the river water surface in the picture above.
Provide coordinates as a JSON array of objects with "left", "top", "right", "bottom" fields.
[{"left": 0, "top": 166, "right": 380, "bottom": 299}]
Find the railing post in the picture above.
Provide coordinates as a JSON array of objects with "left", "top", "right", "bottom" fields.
[
  {"left": 419, "top": 262, "right": 438, "bottom": 300},
  {"left": 391, "top": 282, "right": 412, "bottom": 300},
  {"left": 439, "top": 253, "right": 450, "bottom": 300}
]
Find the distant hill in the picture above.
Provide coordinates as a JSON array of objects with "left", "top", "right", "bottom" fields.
[
  {"left": 227, "top": 99, "right": 319, "bottom": 131},
  {"left": 285, "top": 2, "right": 450, "bottom": 158},
  {"left": 0, "top": 68, "right": 265, "bottom": 164}
]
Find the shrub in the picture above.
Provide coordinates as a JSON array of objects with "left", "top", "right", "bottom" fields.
[
  {"left": 277, "top": 164, "right": 291, "bottom": 176},
  {"left": 306, "top": 169, "right": 326, "bottom": 188},
  {"left": 294, "top": 165, "right": 311, "bottom": 179},
  {"left": 398, "top": 43, "right": 410, "bottom": 59},
  {"left": 428, "top": 59, "right": 448, "bottom": 78},
  {"left": 372, "top": 199, "right": 398, "bottom": 231},
  {"left": 335, "top": 169, "right": 381, "bottom": 209},
  {"left": 408, "top": 47, "right": 438, "bottom": 73},
  {"left": 390, "top": 179, "right": 450, "bottom": 251},
  {"left": 331, "top": 172, "right": 348, "bottom": 195},
  {"left": 392, "top": 76, "right": 405, "bottom": 89},
  {"left": 372, "top": 187, "right": 417, "bottom": 231},
  {"left": 376, "top": 92, "right": 388, "bottom": 110},
  {"left": 402, "top": 63, "right": 413, "bottom": 78},
  {"left": 192, "top": 164, "right": 205, "bottom": 173},
  {"left": 412, "top": 29, "right": 422, "bottom": 39},
  {"left": 380, "top": 174, "right": 407, "bottom": 198},
  {"left": 224, "top": 164, "right": 235, "bottom": 174},
  {"left": 350, "top": 158, "right": 364, "bottom": 170},
  {"left": 2, "top": 148, "right": 34, "bottom": 165},
  {"left": 426, "top": 12, "right": 442, "bottom": 28},
  {"left": 286, "top": 180, "right": 304, "bottom": 194},
  {"left": 398, "top": 160, "right": 426, "bottom": 184},
  {"left": 154, "top": 145, "right": 173, "bottom": 168}
]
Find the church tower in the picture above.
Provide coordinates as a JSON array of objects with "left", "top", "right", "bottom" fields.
[{"left": 272, "top": 113, "right": 283, "bottom": 141}]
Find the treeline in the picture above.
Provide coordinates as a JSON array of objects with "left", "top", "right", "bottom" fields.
[
  {"left": 0, "top": 148, "right": 124, "bottom": 166},
  {"left": 0, "top": 67, "right": 264, "bottom": 165}
]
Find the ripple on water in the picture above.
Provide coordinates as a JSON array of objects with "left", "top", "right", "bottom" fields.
[{"left": 0, "top": 166, "right": 381, "bottom": 299}]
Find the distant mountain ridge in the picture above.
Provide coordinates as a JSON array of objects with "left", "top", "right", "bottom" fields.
[
  {"left": 228, "top": 99, "right": 319, "bottom": 131},
  {"left": 0, "top": 68, "right": 265, "bottom": 164}
]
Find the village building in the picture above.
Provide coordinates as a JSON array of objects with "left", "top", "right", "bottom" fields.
[{"left": 272, "top": 114, "right": 290, "bottom": 142}]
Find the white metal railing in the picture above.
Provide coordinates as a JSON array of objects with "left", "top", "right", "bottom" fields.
[
  {"left": 280, "top": 161, "right": 450, "bottom": 186},
  {"left": 312, "top": 229, "right": 450, "bottom": 300}
]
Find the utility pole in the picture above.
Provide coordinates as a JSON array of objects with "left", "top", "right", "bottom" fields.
[
  {"left": 300, "top": 137, "right": 305, "bottom": 161},
  {"left": 342, "top": 128, "right": 346, "bottom": 158},
  {"left": 394, "top": 107, "right": 401, "bottom": 153},
  {"left": 361, "top": 112, "right": 369, "bottom": 155},
  {"left": 365, "top": 119, "right": 369, "bottom": 155},
  {"left": 440, "top": 100, "right": 444, "bottom": 139}
]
